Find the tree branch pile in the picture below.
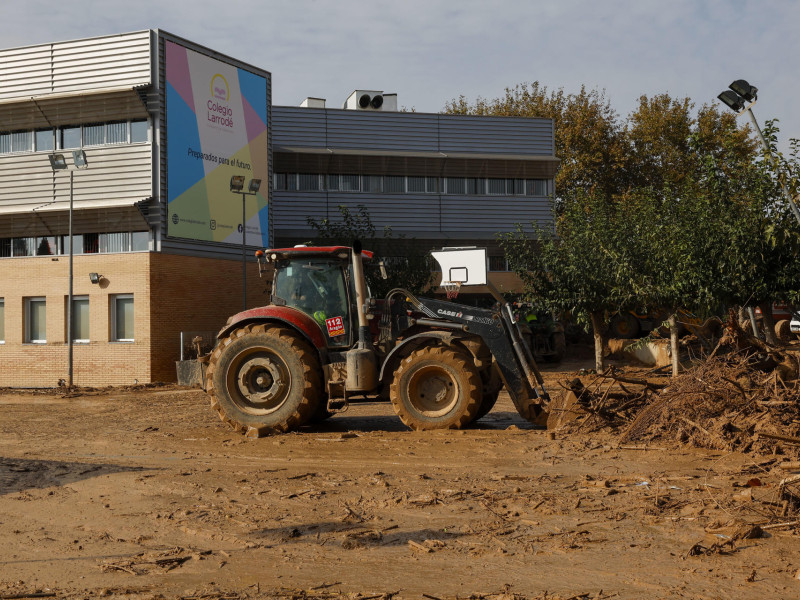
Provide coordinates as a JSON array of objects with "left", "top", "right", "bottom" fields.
[
  {"left": 553, "top": 312, "right": 800, "bottom": 456},
  {"left": 617, "top": 313, "right": 800, "bottom": 453}
]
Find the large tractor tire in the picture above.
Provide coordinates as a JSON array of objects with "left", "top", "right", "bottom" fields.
[
  {"left": 390, "top": 346, "right": 481, "bottom": 430},
  {"left": 775, "top": 319, "right": 791, "bottom": 342},
  {"left": 473, "top": 364, "right": 503, "bottom": 422},
  {"left": 206, "top": 324, "right": 322, "bottom": 433},
  {"left": 609, "top": 313, "right": 641, "bottom": 339}
]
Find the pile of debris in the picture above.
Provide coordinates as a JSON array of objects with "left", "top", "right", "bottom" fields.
[
  {"left": 551, "top": 312, "right": 800, "bottom": 456},
  {"left": 619, "top": 351, "right": 800, "bottom": 454}
]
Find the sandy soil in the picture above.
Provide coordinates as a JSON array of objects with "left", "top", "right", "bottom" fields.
[{"left": 1, "top": 355, "right": 799, "bottom": 600}]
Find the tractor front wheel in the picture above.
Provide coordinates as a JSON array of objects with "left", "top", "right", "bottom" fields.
[
  {"left": 206, "top": 324, "right": 322, "bottom": 433},
  {"left": 390, "top": 346, "right": 481, "bottom": 430},
  {"left": 472, "top": 364, "right": 503, "bottom": 422}
]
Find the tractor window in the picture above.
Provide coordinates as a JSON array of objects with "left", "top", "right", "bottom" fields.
[{"left": 273, "top": 259, "right": 351, "bottom": 347}]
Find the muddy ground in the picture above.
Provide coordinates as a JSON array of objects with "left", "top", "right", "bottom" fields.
[{"left": 1, "top": 354, "right": 799, "bottom": 600}]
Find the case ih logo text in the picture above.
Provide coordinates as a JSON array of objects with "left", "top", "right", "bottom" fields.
[{"left": 437, "top": 309, "right": 462, "bottom": 319}]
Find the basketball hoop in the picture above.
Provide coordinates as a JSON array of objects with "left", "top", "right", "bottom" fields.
[{"left": 441, "top": 280, "right": 462, "bottom": 300}]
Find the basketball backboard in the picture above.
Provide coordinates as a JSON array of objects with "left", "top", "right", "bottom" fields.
[{"left": 431, "top": 247, "right": 488, "bottom": 286}]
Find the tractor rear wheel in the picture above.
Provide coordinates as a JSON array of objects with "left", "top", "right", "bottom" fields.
[
  {"left": 206, "top": 324, "right": 322, "bottom": 433},
  {"left": 390, "top": 346, "right": 481, "bottom": 430}
]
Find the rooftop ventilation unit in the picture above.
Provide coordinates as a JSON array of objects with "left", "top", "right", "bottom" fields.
[
  {"left": 343, "top": 90, "right": 397, "bottom": 111},
  {"left": 300, "top": 97, "right": 326, "bottom": 108}
]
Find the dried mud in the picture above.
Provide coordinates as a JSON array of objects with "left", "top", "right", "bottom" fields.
[{"left": 1, "top": 355, "right": 799, "bottom": 599}]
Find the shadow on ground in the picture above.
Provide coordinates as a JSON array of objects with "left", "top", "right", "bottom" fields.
[{"left": 0, "top": 457, "right": 150, "bottom": 495}]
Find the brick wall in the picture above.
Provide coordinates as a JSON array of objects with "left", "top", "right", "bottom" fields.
[
  {"left": 0, "top": 252, "right": 271, "bottom": 387},
  {"left": 0, "top": 253, "right": 152, "bottom": 387},
  {"left": 148, "top": 253, "right": 273, "bottom": 382}
]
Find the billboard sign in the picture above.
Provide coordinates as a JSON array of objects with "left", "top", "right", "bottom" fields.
[{"left": 165, "top": 41, "right": 269, "bottom": 246}]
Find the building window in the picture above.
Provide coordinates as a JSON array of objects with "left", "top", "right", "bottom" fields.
[
  {"left": 106, "top": 121, "right": 128, "bottom": 144},
  {"left": 131, "top": 231, "right": 149, "bottom": 251},
  {"left": 384, "top": 176, "right": 405, "bottom": 193},
  {"left": 0, "top": 230, "right": 150, "bottom": 259},
  {"left": 326, "top": 174, "right": 339, "bottom": 191},
  {"left": 130, "top": 120, "right": 148, "bottom": 143},
  {"left": 36, "top": 236, "right": 56, "bottom": 256},
  {"left": 488, "top": 256, "right": 508, "bottom": 272},
  {"left": 83, "top": 233, "right": 100, "bottom": 254},
  {"left": 1, "top": 119, "right": 149, "bottom": 155},
  {"left": 466, "top": 178, "right": 484, "bottom": 195},
  {"left": 70, "top": 296, "right": 90, "bottom": 343},
  {"left": 83, "top": 123, "right": 105, "bottom": 146},
  {"left": 272, "top": 173, "right": 549, "bottom": 198},
  {"left": 0, "top": 298, "right": 4, "bottom": 343},
  {"left": 340, "top": 174, "right": 360, "bottom": 192},
  {"left": 11, "top": 130, "right": 33, "bottom": 152},
  {"left": 407, "top": 176, "right": 426, "bottom": 193},
  {"left": 35, "top": 128, "right": 55, "bottom": 151},
  {"left": 362, "top": 175, "right": 382, "bottom": 193},
  {"left": 445, "top": 177, "right": 466, "bottom": 195},
  {"left": 25, "top": 297, "right": 47, "bottom": 343},
  {"left": 526, "top": 179, "right": 548, "bottom": 196},
  {"left": 61, "top": 126, "right": 81, "bottom": 149},
  {"left": 111, "top": 295, "right": 134, "bottom": 342},
  {"left": 13, "top": 237, "right": 35, "bottom": 257},
  {"left": 487, "top": 178, "right": 505, "bottom": 195},
  {"left": 298, "top": 173, "right": 321, "bottom": 191},
  {"left": 101, "top": 232, "right": 129, "bottom": 253}
]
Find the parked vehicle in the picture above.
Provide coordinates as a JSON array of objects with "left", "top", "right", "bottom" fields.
[{"left": 203, "top": 246, "right": 551, "bottom": 433}]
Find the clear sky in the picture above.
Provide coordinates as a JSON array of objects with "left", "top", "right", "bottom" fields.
[{"left": 2, "top": 0, "right": 797, "bottom": 148}]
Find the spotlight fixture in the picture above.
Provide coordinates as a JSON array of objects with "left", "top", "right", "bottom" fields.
[
  {"left": 48, "top": 153, "right": 68, "bottom": 170},
  {"left": 729, "top": 79, "right": 758, "bottom": 102},
  {"left": 717, "top": 90, "right": 746, "bottom": 112},
  {"left": 230, "top": 175, "right": 245, "bottom": 192}
]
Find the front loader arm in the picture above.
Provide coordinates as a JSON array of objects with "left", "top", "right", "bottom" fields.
[{"left": 405, "top": 294, "right": 550, "bottom": 423}]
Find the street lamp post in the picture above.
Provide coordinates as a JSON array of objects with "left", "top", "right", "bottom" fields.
[
  {"left": 717, "top": 79, "right": 800, "bottom": 226},
  {"left": 49, "top": 150, "right": 89, "bottom": 388},
  {"left": 230, "top": 176, "right": 262, "bottom": 312}
]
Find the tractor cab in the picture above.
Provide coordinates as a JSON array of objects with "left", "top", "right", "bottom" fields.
[{"left": 266, "top": 246, "right": 372, "bottom": 348}]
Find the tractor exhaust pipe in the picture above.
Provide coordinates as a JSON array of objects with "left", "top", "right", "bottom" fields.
[{"left": 346, "top": 240, "right": 378, "bottom": 392}]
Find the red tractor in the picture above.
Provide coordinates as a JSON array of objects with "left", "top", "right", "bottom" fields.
[{"left": 204, "top": 244, "right": 551, "bottom": 434}]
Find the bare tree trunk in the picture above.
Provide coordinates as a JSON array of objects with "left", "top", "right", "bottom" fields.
[
  {"left": 759, "top": 302, "right": 778, "bottom": 346},
  {"left": 589, "top": 310, "right": 605, "bottom": 372},
  {"left": 668, "top": 313, "right": 680, "bottom": 377}
]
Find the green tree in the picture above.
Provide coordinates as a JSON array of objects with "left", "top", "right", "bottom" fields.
[
  {"left": 501, "top": 190, "right": 643, "bottom": 371},
  {"left": 307, "top": 204, "right": 434, "bottom": 298}
]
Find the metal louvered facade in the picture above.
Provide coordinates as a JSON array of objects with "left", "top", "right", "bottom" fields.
[
  {"left": 272, "top": 106, "right": 558, "bottom": 247},
  {"left": 0, "top": 31, "right": 155, "bottom": 236},
  {"left": 0, "top": 31, "right": 152, "bottom": 101}
]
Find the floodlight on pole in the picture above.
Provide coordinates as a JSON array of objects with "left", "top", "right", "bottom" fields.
[
  {"left": 717, "top": 90, "right": 746, "bottom": 113},
  {"left": 230, "top": 175, "right": 245, "bottom": 192},
  {"left": 49, "top": 153, "right": 68, "bottom": 170},
  {"left": 729, "top": 79, "right": 758, "bottom": 102},
  {"left": 717, "top": 79, "right": 800, "bottom": 227},
  {"left": 49, "top": 150, "right": 89, "bottom": 389},
  {"left": 230, "top": 176, "right": 262, "bottom": 312}
]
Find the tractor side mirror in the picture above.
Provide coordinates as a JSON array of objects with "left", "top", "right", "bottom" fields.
[{"left": 255, "top": 250, "right": 266, "bottom": 278}]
